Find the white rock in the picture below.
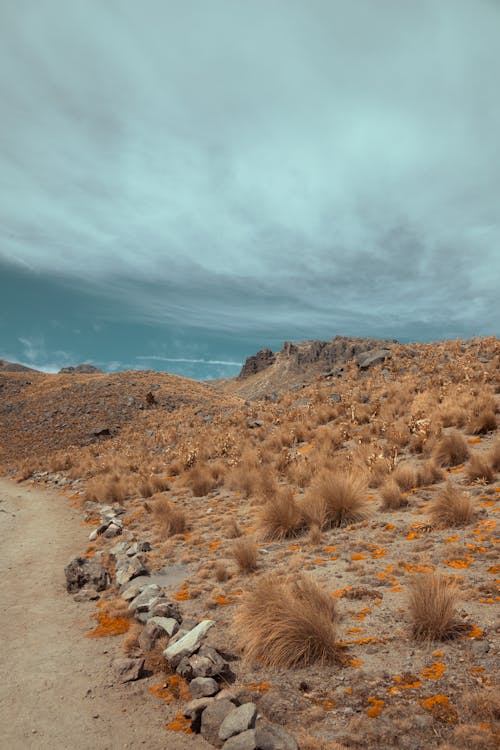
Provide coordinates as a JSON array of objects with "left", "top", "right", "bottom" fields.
[{"left": 164, "top": 620, "right": 215, "bottom": 664}]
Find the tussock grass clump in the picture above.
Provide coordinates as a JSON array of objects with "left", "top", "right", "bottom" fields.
[
  {"left": 304, "top": 472, "right": 369, "bottom": 528},
  {"left": 392, "top": 464, "right": 417, "bottom": 491},
  {"left": 466, "top": 453, "right": 494, "bottom": 483},
  {"left": 225, "top": 518, "right": 243, "bottom": 539},
  {"left": 408, "top": 573, "right": 460, "bottom": 640},
  {"left": 231, "top": 537, "right": 259, "bottom": 573},
  {"left": 433, "top": 430, "right": 470, "bottom": 467},
  {"left": 233, "top": 574, "right": 338, "bottom": 667},
  {"left": 147, "top": 497, "right": 188, "bottom": 536},
  {"left": 85, "top": 474, "right": 129, "bottom": 504},
  {"left": 416, "top": 459, "right": 445, "bottom": 487},
  {"left": 429, "top": 483, "right": 474, "bottom": 527},
  {"left": 469, "top": 407, "right": 497, "bottom": 435},
  {"left": 184, "top": 464, "right": 220, "bottom": 496},
  {"left": 380, "top": 479, "right": 407, "bottom": 510},
  {"left": 258, "top": 487, "right": 304, "bottom": 540},
  {"left": 488, "top": 439, "right": 500, "bottom": 472}
]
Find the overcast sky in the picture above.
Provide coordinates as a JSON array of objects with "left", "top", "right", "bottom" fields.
[{"left": 1, "top": 0, "right": 499, "bottom": 376}]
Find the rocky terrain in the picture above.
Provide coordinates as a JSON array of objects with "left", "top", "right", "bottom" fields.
[{"left": 0, "top": 336, "right": 499, "bottom": 749}]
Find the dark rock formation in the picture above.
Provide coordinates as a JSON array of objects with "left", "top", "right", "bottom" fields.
[
  {"left": 238, "top": 349, "right": 275, "bottom": 379},
  {"left": 59, "top": 364, "right": 103, "bottom": 374}
]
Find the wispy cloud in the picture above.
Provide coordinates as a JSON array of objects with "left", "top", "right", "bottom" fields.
[{"left": 135, "top": 355, "right": 242, "bottom": 366}]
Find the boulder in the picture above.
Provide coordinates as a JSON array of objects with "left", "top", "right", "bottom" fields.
[
  {"left": 138, "top": 621, "right": 164, "bottom": 652},
  {"left": 128, "top": 584, "right": 162, "bottom": 612},
  {"left": 254, "top": 722, "right": 298, "bottom": 750},
  {"left": 114, "top": 555, "right": 149, "bottom": 586},
  {"left": 187, "top": 646, "right": 230, "bottom": 678},
  {"left": 219, "top": 703, "right": 257, "bottom": 741},
  {"left": 190, "top": 677, "right": 220, "bottom": 699},
  {"left": 222, "top": 730, "right": 258, "bottom": 750},
  {"left": 356, "top": 348, "right": 392, "bottom": 370},
  {"left": 64, "top": 557, "right": 109, "bottom": 593},
  {"left": 148, "top": 616, "right": 179, "bottom": 637},
  {"left": 164, "top": 620, "right": 215, "bottom": 666},
  {"left": 200, "top": 699, "right": 235, "bottom": 747}
]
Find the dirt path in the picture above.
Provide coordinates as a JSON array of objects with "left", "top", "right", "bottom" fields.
[{"left": 0, "top": 479, "right": 207, "bottom": 750}]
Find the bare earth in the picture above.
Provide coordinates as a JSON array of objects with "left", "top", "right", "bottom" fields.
[{"left": 0, "top": 478, "right": 207, "bottom": 750}]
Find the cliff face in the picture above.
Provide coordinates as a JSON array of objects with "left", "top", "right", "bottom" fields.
[{"left": 225, "top": 336, "right": 395, "bottom": 399}]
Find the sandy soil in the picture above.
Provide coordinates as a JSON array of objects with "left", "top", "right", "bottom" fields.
[{"left": 0, "top": 478, "right": 208, "bottom": 750}]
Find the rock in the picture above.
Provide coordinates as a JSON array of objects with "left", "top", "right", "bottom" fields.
[
  {"left": 90, "top": 426, "right": 111, "bottom": 437},
  {"left": 190, "top": 677, "right": 220, "bottom": 699},
  {"left": 120, "top": 580, "right": 146, "bottom": 601},
  {"left": 239, "top": 349, "right": 276, "bottom": 379},
  {"left": 128, "top": 584, "right": 162, "bottom": 612},
  {"left": 112, "top": 657, "right": 144, "bottom": 683},
  {"left": 471, "top": 639, "right": 490, "bottom": 656},
  {"left": 73, "top": 587, "right": 100, "bottom": 602},
  {"left": 138, "top": 621, "right": 164, "bottom": 652},
  {"left": 114, "top": 555, "right": 149, "bottom": 586},
  {"left": 176, "top": 657, "right": 194, "bottom": 680},
  {"left": 200, "top": 699, "right": 235, "bottom": 747},
  {"left": 254, "top": 721, "right": 299, "bottom": 750},
  {"left": 247, "top": 419, "right": 264, "bottom": 429},
  {"left": 219, "top": 703, "right": 257, "bottom": 741},
  {"left": 188, "top": 646, "right": 230, "bottom": 678},
  {"left": 148, "top": 616, "right": 179, "bottom": 637},
  {"left": 64, "top": 557, "right": 110, "bottom": 593},
  {"left": 356, "top": 348, "right": 392, "bottom": 370},
  {"left": 164, "top": 620, "right": 215, "bottom": 666},
  {"left": 329, "top": 392, "right": 341, "bottom": 403},
  {"left": 222, "top": 730, "right": 257, "bottom": 750},
  {"left": 59, "top": 364, "right": 102, "bottom": 374},
  {"left": 150, "top": 600, "right": 183, "bottom": 623},
  {"left": 103, "top": 522, "right": 122, "bottom": 538},
  {"left": 183, "top": 697, "right": 215, "bottom": 725}
]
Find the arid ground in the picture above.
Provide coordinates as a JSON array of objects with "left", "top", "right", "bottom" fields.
[{"left": 0, "top": 336, "right": 498, "bottom": 749}]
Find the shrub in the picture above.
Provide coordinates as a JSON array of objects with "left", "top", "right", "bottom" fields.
[
  {"left": 433, "top": 430, "right": 470, "bottom": 467},
  {"left": 469, "top": 408, "right": 497, "bottom": 435},
  {"left": 232, "top": 574, "right": 338, "bottom": 667},
  {"left": 408, "top": 573, "right": 460, "bottom": 640},
  {"left": 416, "top": 460, "right": 445, "bottom": 487},
  {"left": 258, "top": 487, "right": 304, "bottom": 540},
  {"left": 380, "top": 479, "right": 407, "bottom": 510},
  {"left": 466, "top": 454, "right": 494, "bottom": 483},
  {"left": 225, "top": 518, "right": 243, "bottom": 539},
  {"left": 488, "top": 439, "right": 500, "bottom": 471},
  {"left": 231, "top": 537, "right": 259, "bottom": 573},
  {"left": 85, "top": 474, "right": 129, "bottom": 504},
  {"left": 184, "top": 464, "right": 219, "bottom": 496},
  {"left": 304, "top": 472, "right": 368, "bottom": 528},
  {"left": 429, "top": 483, "right": 474, "bottom": 527}
]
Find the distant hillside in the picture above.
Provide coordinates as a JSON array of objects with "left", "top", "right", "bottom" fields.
[
  {"left": 0, "top": 359, "right": 38, "bottom": 373},
  {"left": 217, "top": 335, "right": 396, "bottom": 399}
]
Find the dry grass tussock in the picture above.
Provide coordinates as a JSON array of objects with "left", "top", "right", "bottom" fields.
[
  {"left": 469, "top": 406, "right": 497, "bottom": 435},
  {"left": 466, "top": 453, "right": 494, "bottom": 483},
  {"left": 489, "top": 439, "right": 500, "bottom": 471},
  {"left": 231, "top": 537, "right": 259, "bottom": 573},
  {"left": 85, "top": 474, "right": 129, "bottom": 504},
  {"left": 380, "top": 479, "right": 407, "bottom": 510},
  {"left": 392, "top": 463, "right": 417, "bottom": 491},
  {"left": 433, "top": 430, "right": 470, "bottom": 467},
  {"left": 183, "top": 463, "right": 220, "bottom": 496},
  {"left": 416, "top": 459, "right": 445, "bottom": 486},
  {"left": 429, "top": 483, "right": 474, "bottom": 527},
  {"left": 408, "top": 573, "right": 460, "bottom": 640},
  {"left": 304, "top": 472, "right": 369, "bottom": 528},
  {"left": 146, "top": 496, "right": 188, "bottom": 536},
  {"left": 232, "top": 574, "right": 338, "bottom": 667},
  {"left": 258, "top": 487, "right": 304, "bottom": 540}
]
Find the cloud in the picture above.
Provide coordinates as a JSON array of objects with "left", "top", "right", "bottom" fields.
[
  {"left": 135, "top": 355, "right": 242, "bottom": 366},
  {"left": 0, "top": 0, "right": 499, "bottom": 342}
]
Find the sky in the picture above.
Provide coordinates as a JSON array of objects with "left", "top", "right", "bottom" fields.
[{"left": 1, "top": 0, "right": 499, "bottom": 378}]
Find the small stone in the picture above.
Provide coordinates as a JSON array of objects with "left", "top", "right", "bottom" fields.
[
  {"left": 150, "top": 600, "right": 182, "bottom": 622},
  {"left": 219, "top": 703, "right": 257, "bottom": 741},
  {"left": 112, "top": 657, "right": 144, "bottom": 683},
  {"left": 138, "top": 621, "right": 164, "bottom": 652},
  {"left": 190, "top": 677, "right": 220, "bottom": 699},
  {"left": 128, "top": 584, "right": 162, "bottom": 612},
  {"left": 200, "top": 699, "right": 235, "bottom": 748},
  {"left": 471, "top": 639, "right": 490, "bottom": 656},
  {"left": 114, "top": 555, "right": 149, "bottom": 586},
  {"left": 148, "top": 616, "right": 179, "bottom": 637}
]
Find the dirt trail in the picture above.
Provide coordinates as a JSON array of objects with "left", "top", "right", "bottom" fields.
[{"left": 0, "top": 478, "right": 207, "bottom": 750}]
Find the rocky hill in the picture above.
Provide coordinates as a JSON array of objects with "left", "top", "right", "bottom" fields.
[
  {"left": 219, "top": 335, "right": 396, "bottom": 399},
  {"left": 0, "top": 358, "right": 39, "bottom": 373}
]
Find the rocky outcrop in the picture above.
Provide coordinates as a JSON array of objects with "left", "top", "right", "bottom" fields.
[
  {"left": 238, "top": 349, "right": 276, "bottom": 379},
  {"left": 0, "top": 359, "right": 38, "bottom": 372},
  {"left": 356, "top": 347, "right": 392, "bottom": 369},
  {"left": 59, "top": 364, "right": 103, "bottom": 374}
]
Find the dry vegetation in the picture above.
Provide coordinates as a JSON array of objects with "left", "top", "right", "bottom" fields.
[{"left": 1, "top": 336, "right": 499, "bottom": 749}]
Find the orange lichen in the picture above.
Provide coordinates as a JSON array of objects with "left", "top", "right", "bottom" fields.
[
  {"left": 384, "top": 524, "right": 395, "bottom": 531},
  {"left": 323, "top": 545, "right": 337, "bottom": 552},
  {"left": 322, "top": 700, "right": 334, "bottom": 711},
  {"left": 151, "top": 675, "right": 191, "bottom": 703},
  {"left": 420, "top": 695, "right": 458, "bottom": 723},
  {"left": 174, "top": 586, "right": 191, "bottom": 601},
  {"left": 351, "top": 553, "right": 367, "bottom": 560},
  {"left": 246, "top": 682, "right": 271, "bottom": 693},
  {"left": 209, "top": 541, "right": 221, "bottom": 551},
  {"left": 348, "top": 658, "right": 363, "bottom": 668},
  {"left": 420, "top": 662, "right": 446, "bottom": 680},
  {"left": 487, "top": 565, "right": 500, "bottom": 574},
  {"left": 165, "top": 712, "right": 193, "bottom": 733},
  {"left": 406, "top": 531, "right": 420, "bottom": 540},
  {"left": 366, "top": 697, "right": 385, "bottom": 718},
  {"left": 352, "top": 606, "right": 371, "bottom": 621},
  {"left": 297, "top": 444, "right": 314, "bottom": 453},
  {"left": 215, "top": 596, "right": 230, "bottom": 605},
  {"left": 86, "top": 612, "right": 130, "bottom": 638},
  {"left": 402, "top": 563, "right": 435, "bottom": 574},
  {"left": 443, "top": 556, "right": 472, "bottom": 569},
  {"left": 468, "top": 437, "right": 482, "bottom": 444},
  {"left": 444, "top": 535, "right": 459, "bottom": 543},
  {"left": 466, "top": 624, "right": 484, "bottom": 639}
]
